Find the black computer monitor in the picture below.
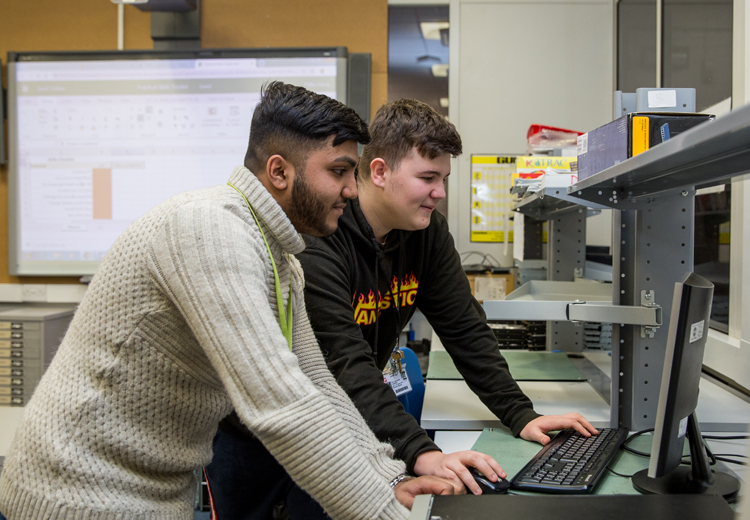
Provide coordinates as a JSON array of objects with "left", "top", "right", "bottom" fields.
[{"left": 632, "top": 272, "right": 740, "bottom": 502}]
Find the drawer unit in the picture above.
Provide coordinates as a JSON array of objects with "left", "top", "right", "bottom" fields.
[{"left": 0, "top": 306, "right": 75, "bottom": 407}]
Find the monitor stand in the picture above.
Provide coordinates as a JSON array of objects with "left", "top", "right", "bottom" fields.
[{"left": 632, "top": 414, "right": 740, "bottom": 503}]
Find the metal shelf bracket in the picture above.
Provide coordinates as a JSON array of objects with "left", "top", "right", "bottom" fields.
[
  {"left": 566, "top": 300, "right": 661, "bottom": 328},
  {"left": 640, "top": 289, "right": 660, "bottom": 338}
]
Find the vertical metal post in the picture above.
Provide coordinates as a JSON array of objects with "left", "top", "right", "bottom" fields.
[
  {"left": 612, "top": 193, "right": 694, "bottom": 430},
  {"left": 547, "top": 208, "right": 587, "bottom": 351},
  {"left": 523, "top": 215, "right": 544, "bottom": 260}
]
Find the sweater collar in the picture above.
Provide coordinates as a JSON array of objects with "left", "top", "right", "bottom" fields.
[{"left": 228, "top": 165, "right": 305, "bottom": 255}]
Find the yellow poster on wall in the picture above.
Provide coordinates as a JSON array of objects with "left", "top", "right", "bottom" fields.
[{"left": 470, "top": 155, "right": 516, "bottom": 243}]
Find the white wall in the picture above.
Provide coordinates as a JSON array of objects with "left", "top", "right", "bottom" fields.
[
  {"left": 446, "top": 0, "right": 748, "bottom": 391},
  {"left": 739, "top": 101, "right": 750, "bottom": 504},
  {"left": 701, "top": 0, "right": 750, "bottom": 391},
  {"left": 448, "top": 0, "right": 615, "bottom": 264}
]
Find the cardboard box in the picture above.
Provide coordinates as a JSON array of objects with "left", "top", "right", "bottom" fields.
[
  {"left": 576, "top": 113, "right": 714, "bottom": 181},
  {"left": 466, "top": 273, "right": 515, "bottom": 302}
]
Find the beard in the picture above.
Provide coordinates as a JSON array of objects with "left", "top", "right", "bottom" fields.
[{"left": 286, "top": 167, "right": 337, "bottom": 236}]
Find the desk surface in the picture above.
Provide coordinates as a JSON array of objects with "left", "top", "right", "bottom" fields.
[
  {"left": 413, "top": 427, "right": 746, "bottom": 520},
  {"left": 422, "top": 374, "right": 750, "bottom": 432},
  {"left": 433, "top": 428, "right": 748, "bottom": 486},
  {"left": 422, "top": 379, "right": 612, "bottom": 430},
  {"left": 425, "top": 331, "right": 750, "bottom": 432},
  {"left": 427, "top": 351, "right": 586, "bottom": 381}
]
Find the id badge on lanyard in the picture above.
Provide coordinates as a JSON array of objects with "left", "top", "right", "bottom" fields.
[{"left": 383, "top": 349, "right": 412, "bottom": 396}]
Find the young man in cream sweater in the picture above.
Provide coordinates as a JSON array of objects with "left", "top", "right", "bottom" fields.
[{"left": 0, "top": 83, "right": 457, "bottom": 520}]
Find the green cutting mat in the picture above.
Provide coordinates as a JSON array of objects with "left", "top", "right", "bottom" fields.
[
  {"left": 427, "top": 350, "right": 585, "bottom": 381},
  {"left": 471, "top": 427, "right": 650, "bottom": 495}
]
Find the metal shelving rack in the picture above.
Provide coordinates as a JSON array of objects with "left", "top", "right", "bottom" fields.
[
  {"left": 513, "top": 186, "right": 605, "bottom": 220},
  {"left": 513, "top": 187, "right": 612, "bottom": 283},
  {"left": 492, "top": 188, "right": 614, "bottom": 351},
  {"left": 483, "top": 279, "right": 659, "bottom": 325},
  {"left": 566, "top": 102, "right": 750, "bottom": 431}
]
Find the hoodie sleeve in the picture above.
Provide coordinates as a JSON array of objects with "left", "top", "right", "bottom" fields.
[
  {"left": 298, "top": 237, "right": 441, "bottom": 473},
  {"left": 415, "top": 213, "right": 540, "bottom": 436}
]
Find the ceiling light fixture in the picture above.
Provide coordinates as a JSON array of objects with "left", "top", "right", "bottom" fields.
[
  {"left": 420, "top": 22, "right": 450, "bottom": 40},
  {"left": 431, "top": 64, "right": 449, "bottom": 77}
]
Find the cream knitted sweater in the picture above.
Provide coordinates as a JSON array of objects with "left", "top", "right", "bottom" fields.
[{"left": 0, "top": 167, "right": 409, "bottom": 520}]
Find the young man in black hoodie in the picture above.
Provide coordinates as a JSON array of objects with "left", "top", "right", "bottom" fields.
[
  {"left": 206, "top": 99, "right": 598, "bottom": 518},
  {"left": 296, "top": 99, "right": 598, "bottom": 491}
]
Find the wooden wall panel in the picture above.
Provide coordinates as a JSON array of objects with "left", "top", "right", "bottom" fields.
[
  {"left": 201, "top": 0, "right": 387, "bottom": 116},
  {"left": 371, "top": 72, "right": 388, "bottom": 117},
  {"left": 0, "top": 1, "right": 150, "bottom": 57},
  {"left": 0, "top": 0, "right": 387, "bottom": 285}
]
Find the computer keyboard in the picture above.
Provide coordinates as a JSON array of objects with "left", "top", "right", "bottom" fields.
[{"left": 510, "top": 427, "right": 628, "bottom": 493}]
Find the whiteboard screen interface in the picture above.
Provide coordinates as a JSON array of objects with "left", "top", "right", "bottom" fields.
[{"left": 8, "top": 52, "right": 344, "bottom": 275}]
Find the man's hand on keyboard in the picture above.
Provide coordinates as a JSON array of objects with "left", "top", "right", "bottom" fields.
[
  {"left": 519, "top": 413, "right": 599, "bottom": 445},
  {"left": 413, "top": 450, "right": 506, "bottom": 495}
]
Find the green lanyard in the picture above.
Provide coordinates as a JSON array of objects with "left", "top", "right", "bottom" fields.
[{"left": 228, "top": 182, "right": 293, "bottom": 351}]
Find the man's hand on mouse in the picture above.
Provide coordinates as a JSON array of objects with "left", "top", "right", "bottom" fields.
[
  {"left": 413, "top": 450, "right": 506, "bottom": 495},
  {"left": 520, "top": 413, "right": 599, "bottom": 445}
]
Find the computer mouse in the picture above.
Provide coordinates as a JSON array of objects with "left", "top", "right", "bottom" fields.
[{"left": 468, "top": 467, "right": 510, "bottom": 494}]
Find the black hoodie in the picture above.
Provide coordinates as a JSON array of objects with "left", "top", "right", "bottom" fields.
[{"left": 299, "top": 199, "right": 540, "bottom": 473}]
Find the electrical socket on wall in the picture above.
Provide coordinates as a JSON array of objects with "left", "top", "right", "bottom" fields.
[{"left": 21, "top": 284, "right": 48, "bottom": 302}]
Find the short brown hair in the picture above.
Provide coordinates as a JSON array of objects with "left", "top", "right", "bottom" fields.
[{"left": 358, "top": 99, "right": 462, "bottom": 180}]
